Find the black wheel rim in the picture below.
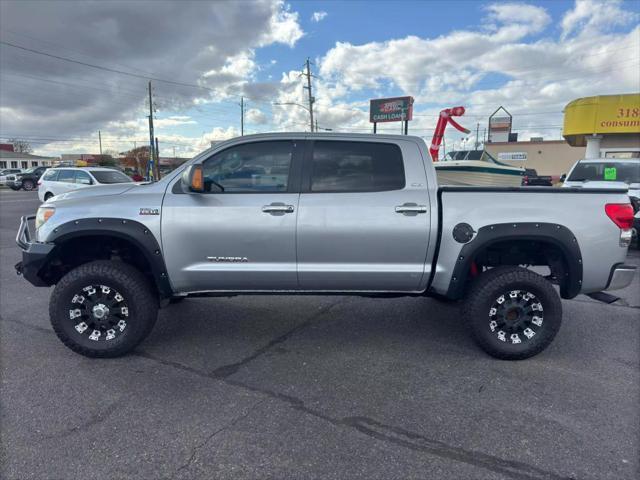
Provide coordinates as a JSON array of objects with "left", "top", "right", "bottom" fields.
[
  {"left": 24, "top": 181, "right": 33, "bottom": 190},
  {"left": 69, "top": 284, "right": 130, "bottom": 342},
  {"left": 488, "top": 290, "right": 544, "bottom": 344}
]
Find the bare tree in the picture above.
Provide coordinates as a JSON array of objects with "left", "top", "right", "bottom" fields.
[{"left": 7, "top": 138, "right": 33, "bottom": 154}]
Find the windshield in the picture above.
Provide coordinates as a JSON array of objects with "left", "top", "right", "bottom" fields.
[
  {"left": 568, "top": 161, "right": 640, "bottom": 184},
  {"left": 91, "top": 170, "right": 133, "bottom": 184},
  {"left": 22, "top": 167, "right": 37, "bottom": 174}
]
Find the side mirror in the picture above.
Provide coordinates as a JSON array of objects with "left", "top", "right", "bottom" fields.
[
  {"left": 560, "top": 173, "right": 567, "bottom": 182},
  {"left": 182, "top": 165, "right": 205, "bottom": 193}
]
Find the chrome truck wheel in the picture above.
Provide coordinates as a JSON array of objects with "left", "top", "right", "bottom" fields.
[
  {"left": 50, "top": 261, "right": 158, "bottom": 358},
  {"left": 462, "top": 266, "right": 562, "bottom": 360}
]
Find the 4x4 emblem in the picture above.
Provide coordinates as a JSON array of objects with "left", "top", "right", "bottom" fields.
[{"left": 139, "top": 208, "right": 159, "bottom": 215}]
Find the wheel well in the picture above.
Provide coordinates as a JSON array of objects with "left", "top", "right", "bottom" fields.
[
  {"left": 469, "top": 239, "right": 571, "bottom": 295},
  {"left": 40, "top": 235, "right": 158, "bottom": 296}
]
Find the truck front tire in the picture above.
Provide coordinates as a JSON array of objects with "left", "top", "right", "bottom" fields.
[
  {"left": 462, "top": 266, "right": 562, "bottom": 360},
  {"left": 49, "top": 260, "right": 158, "bottom": 358}
]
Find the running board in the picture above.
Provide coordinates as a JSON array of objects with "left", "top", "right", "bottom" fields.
[{"left": 585, "top": 292, "right": 620, "bottom": 304}]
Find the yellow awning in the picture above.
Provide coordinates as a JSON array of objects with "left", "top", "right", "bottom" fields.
[{"left": 563, "top": 93, "right": 640, "bottom": 146}]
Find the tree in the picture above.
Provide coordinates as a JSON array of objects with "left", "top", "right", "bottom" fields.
[
  {"left": 121, "top": 146, "right": 151, "bottom": 174},
  {"left": 96, "top": 155, "right": 117, "bottom": 167},
  {"left": 8, "top": 138, "right": 33, "bottom": 154}
]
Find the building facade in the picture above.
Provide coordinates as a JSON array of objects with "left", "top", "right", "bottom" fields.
[
  {"left": 563, "top": 93, "right": 640, "bottom": 159},
  {"left": 485, "top": 140, "right": 585, "bottom": 176},
  {"left": 0, "top": 151, "right": 57, "bottom": 170}
]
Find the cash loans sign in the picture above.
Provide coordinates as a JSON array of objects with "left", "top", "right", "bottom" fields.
[{"left": 370, "top": 96, "right": 414, "bottom": 123}]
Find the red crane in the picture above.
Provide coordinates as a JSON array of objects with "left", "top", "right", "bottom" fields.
[{"left": 429, "top": 106, "right": 470, "bottom": 162}]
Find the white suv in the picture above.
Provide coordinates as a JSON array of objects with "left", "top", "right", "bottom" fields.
[{"left": 38, "top": 167, "right": 133, "bottom": 202}]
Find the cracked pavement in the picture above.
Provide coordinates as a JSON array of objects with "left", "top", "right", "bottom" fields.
[{"left": 1, "top": 190, "right": 639, "bottom": 480}]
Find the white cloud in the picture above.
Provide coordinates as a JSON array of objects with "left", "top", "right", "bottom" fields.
[
  {"left": 311, "top": 11, "right": 328, "bottom": 23},
  {"left": 561, "top": 0, "right": 639, "bottom": 39},
  {"left": 246, "top": 108, "right": 268, "bottom": 124},
  {"left": 484, "top": 2, "right": 551, "bottom": 40},
  {"left": 155, "top": 116, "right": 197, "bottom": 128},
  {"left": 0, "top": 0, "right": 304, "bottom": 153},
  {"left": 311, "top": 1, "right": 639, "bottom": 141},
  {"left": 260, "top": 1, "right": 304, "bottom": 47}
]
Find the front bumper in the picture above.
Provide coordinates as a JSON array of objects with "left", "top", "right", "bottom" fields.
[
  {"left": 605, "top": 264, "right": 637, "bottom": 291},
  {"left": 15, "top": 215, "right": 55, "bottom": 287}
]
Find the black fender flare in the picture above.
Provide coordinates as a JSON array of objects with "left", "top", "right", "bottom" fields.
[
  {"left": 48, "top": 218, "right": 173, "bottom": 299},
  {"left": 446, "top": 222, "right": 583, "bottom": 300}
]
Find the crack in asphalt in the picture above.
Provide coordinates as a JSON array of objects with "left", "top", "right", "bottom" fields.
[
  {"left": 41, "top": 401, "right": 120, "bottom": 441},
  {"left": 0, "top": 304, "right": 602, "bottom": 479},
  {"left": 133, "top": 351, "right": 577, "bottom": 480},
  {"left": 209, "top": 298, "right": 347, "bottom": 379},
  {"left": 170, "top": 398, "right": 266, "bottom": 480},
  {"left": 0, "top": 315, "right": 53, "bottom": 335}
]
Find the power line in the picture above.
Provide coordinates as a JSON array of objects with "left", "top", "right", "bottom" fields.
[
  {"left": 0, "top": 40, "right": 235, "bottom": 97},
  {"left": 0, "top": 72, "right": 146, "bottom": 98}
]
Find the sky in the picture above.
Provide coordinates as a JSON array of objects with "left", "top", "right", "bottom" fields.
[{"left": 0, "top": 0, "right": 638, "bottom": 158}]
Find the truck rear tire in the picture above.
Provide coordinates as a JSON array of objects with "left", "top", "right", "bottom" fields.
[
  {"left": 462, "top": 266, "right": 562, "bottom": 360},
  {"left": 49, "top": 260, "right": 158, "bottom": 358},
  {"left": 22, "top": 179, "right": 35, "bottom": 191}
]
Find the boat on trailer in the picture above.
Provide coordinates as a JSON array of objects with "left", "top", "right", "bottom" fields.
[
  {"left": 426, "top": 106, "right": 525, "bottom": 186},
  {"left": 434, "top": 150, "right": 525, "bottom": 187}
]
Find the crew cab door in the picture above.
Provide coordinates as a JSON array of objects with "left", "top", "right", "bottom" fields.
[
  {"left": 162, "top": 140, "right": 302, "bottom": 292},
  {"left": 297, "top": 139, "right": 431, "bottom": 291}
]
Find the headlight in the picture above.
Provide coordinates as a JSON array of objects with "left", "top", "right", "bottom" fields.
[{"left": 35, "top": 206, "right": 55, "bottom": 230}]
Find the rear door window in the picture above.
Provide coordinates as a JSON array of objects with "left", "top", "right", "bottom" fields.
[
  {"left": 90, "top": 170, "right": 133, "bottom": 184},
  {"left": 56, "top": 170, "right": 76, "bottom": 183},
  {"left": 75, "top": 171, "right": 92, "bottom": 185},
  {"left": 568, "top": 161, "right": 640, "bottom": 183},
  {"left": 42, "top": 169, "right": 59, "bottom": 181},
  {"left": 309, "top": 141, "right": 405, "bottom": 192}
]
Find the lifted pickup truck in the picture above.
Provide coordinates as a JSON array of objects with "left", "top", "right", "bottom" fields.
[{"left": 16, "top": 133, "right": 636, "bottom": 360}]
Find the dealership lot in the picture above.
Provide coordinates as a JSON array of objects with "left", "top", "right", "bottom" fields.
[{"left": 1, "top": 189, "right": 638, "bottom": 480}]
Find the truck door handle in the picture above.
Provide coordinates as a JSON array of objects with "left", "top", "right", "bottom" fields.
[
  {"left": 395, "top": 203, "right": 428, "bottom": 215},
  {"left": 262, "top": 203, "right": 294, "bottom": 214}
]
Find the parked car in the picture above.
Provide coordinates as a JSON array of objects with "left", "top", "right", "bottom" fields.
[
  {"left": 521, "top": 168, "right": 552, "bottom": 187},
  {"left": 0, "top": 168, "right": 23, "bottom": 185},
  {"left": 38, "top": 167, "right": 133, "bottom": 202},
  {"left": 562, "top": 158, "right": 640, "bottom": 198},
  {"left": 7, "top": 166, "right": 49, "bottom": 191},
  {"left": 16, "top": 133, "right": 635, "bottom": 360},
  {"left": 563, "top": 158, "right": 640, "bottom": 246}
]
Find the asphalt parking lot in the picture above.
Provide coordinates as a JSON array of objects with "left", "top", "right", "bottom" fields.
[{"left": 1, "top": 189, "right": 638, "bottom": 480}]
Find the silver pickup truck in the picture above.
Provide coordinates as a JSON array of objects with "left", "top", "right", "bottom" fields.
[{"left": 16, "top": 133, "right": 636, "bottom": 360}]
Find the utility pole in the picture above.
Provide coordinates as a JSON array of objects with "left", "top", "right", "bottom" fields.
[
  {"left": 155, "top": 137, "right": 160, "bottom": 180},
  {"left": 98, "top": 130, "right": 102, "bottom": 155},
  {"left": 239, "top": 96, "right": 245, "bottom": 136},
  {"left": 147, "top": 81, "right": 156, "bottom": 181},
  {"left": 474, "top": 123, "right": 480, "bottom": 150},
  {"left": 302, "top": 58, "right": 315, "bottom": 132},
  {"left": 173, "top": 146, "right": 176, "bottom": 158}
]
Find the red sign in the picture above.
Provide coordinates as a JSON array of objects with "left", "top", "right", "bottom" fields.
[{"left": 370, "top": 96, "right": 414, "bottom": 123}]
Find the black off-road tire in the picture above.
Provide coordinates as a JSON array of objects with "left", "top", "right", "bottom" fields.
[
  {"left": 50, "top": 260, "right": 158, "bottom": 358},
  {"left": 462, "top": 266, "right": 562, "bottom": 360},
  {"left": 44, "top": 192, "right": 54, "bottom": 201},
  {"left": 22, "top": 179, "right": 35, "bottom": 191}
]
